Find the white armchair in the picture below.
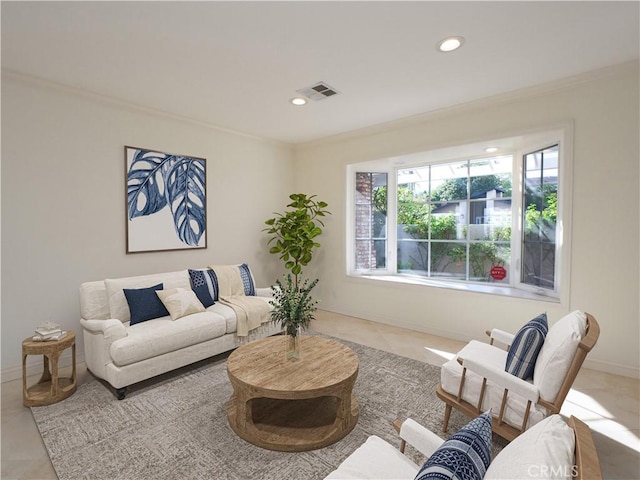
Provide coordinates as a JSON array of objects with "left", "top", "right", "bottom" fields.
[
  {"left": 324, "top": 415, "right": 601, "bottom": 480},
  {"left": 436, "top": 310, "right": 600, "bottom": 441},
  {"left": 324, "top": 419, "right": 444, "bottom": 480}
]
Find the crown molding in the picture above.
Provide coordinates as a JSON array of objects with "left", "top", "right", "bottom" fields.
[
  {"left": 1, "top": 68, "right": 291, "bottom": 149},
  {"left": 296, "top": 59, "right": 639, "bottom": 150}
]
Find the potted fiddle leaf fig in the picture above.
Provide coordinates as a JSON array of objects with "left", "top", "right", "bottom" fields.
[{"left": 264, "top": 193, "right": 330, "bottom": 359}]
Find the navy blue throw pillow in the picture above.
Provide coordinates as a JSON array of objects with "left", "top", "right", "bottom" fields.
[
  {"left": 415, "top": 411, "right": 493, "bottom": 480},
  {"left": 188, "top": 269, "right": 219, "bottom": 307},
  {"left": 505, "top": 313, "right": 549, "bottom": 380},
  {"left": 123, "top": 283, "right": 169, "bottom": 325}
]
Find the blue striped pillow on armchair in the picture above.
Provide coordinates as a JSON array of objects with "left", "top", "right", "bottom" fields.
[{"left": 505, "top": 313, "right": 548, "bottom": 380}]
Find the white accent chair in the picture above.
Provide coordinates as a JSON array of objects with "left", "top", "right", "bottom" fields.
[
  {"left": 436, "top": 310, "right": 600, "bottom": 441},
  {"left": 324, "top": 415, "right": 601, "bottom": 479}
]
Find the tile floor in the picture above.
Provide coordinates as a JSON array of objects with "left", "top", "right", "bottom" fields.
[{"left": 2, "top": 310, "right": 639, "bottom": 479}]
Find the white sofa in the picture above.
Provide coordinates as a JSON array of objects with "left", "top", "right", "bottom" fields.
[
  {"left": 79, "top": 266, "right": 281, "bottom": 399},
  {"left": 325, "top": 414, "right": 601, "bottom": 480}
]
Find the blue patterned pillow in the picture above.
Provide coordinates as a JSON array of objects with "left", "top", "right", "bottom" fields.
[
  {"left": 238, "top": 263, "right": 256, "bottom": 296},
  {"left": 188, "top": 269, "right": 219, "bottom": 307},
  {"left": 415, "top": 411, "right": 492, "bottom": 480},
  {"left": 123, "top": 283, "right": 170, "bottom": 325},
  {"left": 505, "top": 313, "right": 548, "bottom": 380}
]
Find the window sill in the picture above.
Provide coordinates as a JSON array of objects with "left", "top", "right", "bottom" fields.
[{"left": 349, "top": 273, "right": 561, "bottom": 303}]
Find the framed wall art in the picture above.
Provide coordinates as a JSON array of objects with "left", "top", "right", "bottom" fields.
[{"left": 125, "top": 146, "right": 207, "bottom": 253}]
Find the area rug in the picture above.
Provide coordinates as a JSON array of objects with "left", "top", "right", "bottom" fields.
[{"left": 31, "top": 335, "right": 505, "bottom": 480}]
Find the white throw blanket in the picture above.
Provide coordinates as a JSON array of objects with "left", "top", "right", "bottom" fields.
[{"left": 208, "top": 265, "right": 271, "bottom": 337}]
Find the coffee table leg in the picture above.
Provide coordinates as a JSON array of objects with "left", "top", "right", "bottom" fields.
[{"left": 235, "top": 390, "right": 251, "bottom": 432}]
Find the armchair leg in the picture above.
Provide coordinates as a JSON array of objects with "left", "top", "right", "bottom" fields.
[{"left": 443, "top": 404, "right": 452, "bottom": 432}]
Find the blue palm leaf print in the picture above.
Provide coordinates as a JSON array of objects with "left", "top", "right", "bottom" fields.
[
  {"left": 127, "top": 148, "right": 206, "bottom": 247},
  {"left": 165, "top": 158, "right": 206, "bottom": 246},
  {"left": 127, "top": 150, "right": 176, "bottom": 219}
]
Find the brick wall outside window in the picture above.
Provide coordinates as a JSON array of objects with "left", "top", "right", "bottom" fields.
[{"left": 355, "top": 172, "right": 377, "bottom": 270}]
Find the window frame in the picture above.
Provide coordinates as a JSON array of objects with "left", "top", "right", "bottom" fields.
[{"left": 346, "top": 125, "right": 573, "bottom": 304}]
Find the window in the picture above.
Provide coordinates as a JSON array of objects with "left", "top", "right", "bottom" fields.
[
  {"left": 522, "top": 145, "right": 559, "bottom": 290},
  {"left": 355, "top": 172, "right": 387, "bottom": 270},
  {"left": 394, "top": 156, "right": 513, "bottom": 283},
  {"left": 348, "top": 128, "right": 570, "bottom": 301}
]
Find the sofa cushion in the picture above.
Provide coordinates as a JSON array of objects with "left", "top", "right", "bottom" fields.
[
  {"left": 123, "top": 284, "right": 170, "bottom": 325},
  {"left": 484, "top": 415, "right": 575, "bottom": 479},
  {"left": 206, "top": 303, "right": 238, "bottom": 334},
  {"left": 324, "top": 435, "right": 419, "bottom": 479},
  {"left": 188, "top": 268, "right": 219, "bottom": 307},
  {"left": 206, "top": 295, "right": 273, "bottom": 334},
  {"left": 156, "top": 288, "right": 206, "bottom": 320},
  {"left": 414, "top": 411, "right": 492, "bottom": 480},
  {"left": 110, "top": 311, "right": 226, "bottom": 367},
  {"left": 505, "top": 313, "right": 548, "bottom": 380},
  {"left": 441, "top": 341, "right": 547, "bottom": 431},
  {"left": 105, "top": 270, "right": 190, "bottom": 323},
  {"left": 534, "top": 310, "right": 587, "bottom": 402}
]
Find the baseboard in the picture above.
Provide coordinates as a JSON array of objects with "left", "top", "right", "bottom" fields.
[
  {"left": 326, "top": 306, "right": 477, "bottom": 344},
  {"left": 324, "top": 307, "right": 640, "bottom": 380},
  {"left": 1, "top": 350, "right": 84, "bottom": 383},
  {"left": 582, "top": 358, "right": 640, "bottom": 380}
]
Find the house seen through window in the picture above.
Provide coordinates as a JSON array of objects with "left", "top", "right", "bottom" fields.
[{"left": 349, "top": 130, "right": 568, "bottom": 300}]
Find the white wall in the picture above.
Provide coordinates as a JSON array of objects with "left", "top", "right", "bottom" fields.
[
  {"left": 3, "top": 64, "right": 638, "bottom": 380},
  {"left": 295, "top": 63, "right": 640, "bottom": 377},
  {"left": 1, "top": 73, "right": 294, "bottom": 376}
]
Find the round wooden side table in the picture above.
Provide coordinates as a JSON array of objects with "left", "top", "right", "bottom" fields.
[{"left": 22, "top": 331, "right": 77, "bottom": 407}]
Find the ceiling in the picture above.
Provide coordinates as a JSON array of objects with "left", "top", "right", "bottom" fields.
[{"left": 2, "top": 1, "right": 638, "bottom": 145}]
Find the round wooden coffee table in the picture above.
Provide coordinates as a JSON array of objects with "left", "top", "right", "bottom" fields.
[{"left": 226, "top": 335, "right": 359, "bottom": 452}]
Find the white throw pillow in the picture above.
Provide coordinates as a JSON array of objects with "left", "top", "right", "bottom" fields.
[
  {"left": 533, "top": 310, "right": 587, "bottom": 402},
  {"left": 156, "top": 288, "right": 206, "bottom": 320},
  {"left": 484, "top": 415, "right": 575, "bottom": 480}
]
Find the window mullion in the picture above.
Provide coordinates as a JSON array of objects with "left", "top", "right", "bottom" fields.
[
  {"left": 388, "top": 170, "right": 398, "bottom": 274},
  {"left": 511, "top": 151, "right": 523, "bottom": 287}
]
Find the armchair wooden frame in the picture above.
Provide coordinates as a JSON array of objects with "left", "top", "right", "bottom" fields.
[
  {"left": 389, "top": 416, "right": 601, "bottom": 480},
  {"left": 436, "top": 313, "right": 600, "bottom": 442}
]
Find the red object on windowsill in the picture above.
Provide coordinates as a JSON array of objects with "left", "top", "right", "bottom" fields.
[{"left": 490, "top": 266, "right": 507, "bottom": 280}]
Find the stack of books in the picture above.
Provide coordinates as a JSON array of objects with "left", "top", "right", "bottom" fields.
[{"left": 32, "top": 321, "right": 67, "bottom": 342}]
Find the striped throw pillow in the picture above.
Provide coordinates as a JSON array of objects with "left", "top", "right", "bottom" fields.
[{"left": 505, "top": 313, "right": 548, "bottom": 380}]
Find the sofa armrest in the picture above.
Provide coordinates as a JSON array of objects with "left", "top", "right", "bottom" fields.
[
  {"left": 80, "top": 318, "right": 127, "bottom": 379},
  {"left": 397, "top": 418, "right": 445, "bottom": 458},
  {"left": 81, "top": 318, "right": 126, "bottom": 337},
  {"left": 255, "top": 287, "right": 274, "bottom": 297}
]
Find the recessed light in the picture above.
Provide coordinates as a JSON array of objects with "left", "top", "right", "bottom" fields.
[
  {"left": 290, "top": 97, "right": 307, "bottom": 106},
  {"left": 485, "top": 147, "right": 499, "bottom": 153},
  {"left": 437, "top": 36, "right": 465, "bottom": 53}
]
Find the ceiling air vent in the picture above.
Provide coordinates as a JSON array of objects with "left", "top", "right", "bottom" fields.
[{"left": 296, "top": 82, "right": 340, "bottom": 102}]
